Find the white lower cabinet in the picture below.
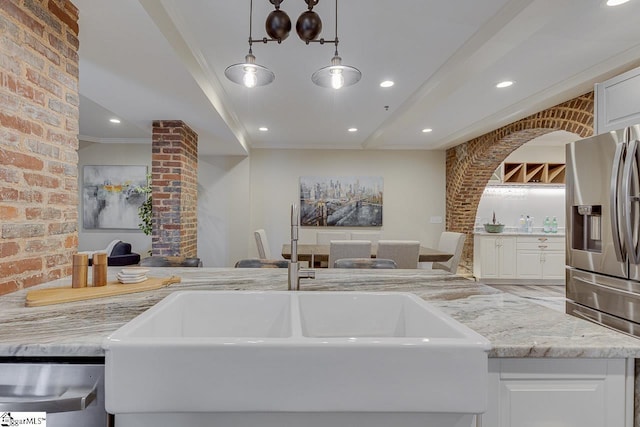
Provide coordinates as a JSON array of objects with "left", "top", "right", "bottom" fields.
[
  {"left": 515, "top": 236, "right": 565, "bottom": 281},
  {"left": 475, "top": 234, "right": 565, "bottom": 282},
  {"left": 479, "top": 358, "right": 632, "bottom": 427},
  {"left": 542, "top": 250, "right": 566, "bottom": 280},
  {"left": 473, "top": 235, "right": 516, "bottom": 280}
]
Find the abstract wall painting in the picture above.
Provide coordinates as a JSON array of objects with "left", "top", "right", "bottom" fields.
[
  {"left": 82, "top": 165, "right": 148, "bottom": 230},
  {"left": 299, "top": 176, "right": 383, "bottom": 227}
]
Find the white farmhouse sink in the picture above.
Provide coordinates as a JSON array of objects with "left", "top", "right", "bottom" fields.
[{"left": 104, "top": 291, "right": 490, "bottom": 420}]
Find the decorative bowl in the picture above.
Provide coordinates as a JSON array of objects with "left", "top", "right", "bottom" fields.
[{"left": 483, "top": 223, "right": 505, "bottom": 233}]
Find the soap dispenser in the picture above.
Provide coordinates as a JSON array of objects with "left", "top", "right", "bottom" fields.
[
  {"left": 543, "top": 216, "right": 551, "bottom": 233},
  {"left": 551, "top": 216, "right": 558, "bottom": 233},
  {"left": 518, "top": 214, "right": 526, "bottom": 232}
]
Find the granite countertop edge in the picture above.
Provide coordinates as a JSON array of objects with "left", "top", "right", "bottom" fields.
[{"left": 0, "top": 268, "right": 638, "bottom": 359}]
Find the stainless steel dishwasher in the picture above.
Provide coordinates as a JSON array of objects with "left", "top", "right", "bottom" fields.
[{"left": 0, "top": 359, "right": 110, "bottom": 426}]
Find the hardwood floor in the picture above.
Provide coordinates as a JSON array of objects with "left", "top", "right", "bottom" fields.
[{"left": 487, "top": 284, "right": 566, "bottom": 312}]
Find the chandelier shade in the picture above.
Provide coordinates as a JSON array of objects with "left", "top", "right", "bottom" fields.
[
  {"left": 312, "top": 54, "right": 361, "bottom": 89},
  {"left": 224, "top": 53, "right": 275, "bottom": 88}
]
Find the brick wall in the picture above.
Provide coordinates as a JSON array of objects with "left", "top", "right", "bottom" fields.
[
  {"left": 445, "top": 92, "right": 594, "bottom": 273},
  {"left": 0, "top": 0, "right": 79, "bottom": 296},
  {"left": 151, "top": 120, "right": 198, "bottom": 257}
]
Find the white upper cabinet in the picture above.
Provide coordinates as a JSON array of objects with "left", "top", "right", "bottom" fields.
[{"left": 595, "top": 66, "right": 640, "bottom": 134}]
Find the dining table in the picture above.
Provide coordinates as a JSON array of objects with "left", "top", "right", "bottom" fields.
[{"left": 281, "top": 243, "right": 453, "bottom": 267}]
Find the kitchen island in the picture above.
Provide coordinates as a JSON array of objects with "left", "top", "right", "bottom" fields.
[{"left": 1, "top": 268, "right": 640, "bottom": 426}]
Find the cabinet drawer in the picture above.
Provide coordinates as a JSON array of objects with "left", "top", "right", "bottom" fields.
[
  {"left": 518, "top": 236, "right": 564, "bottom": 248},
  {"left": 517, "top": 241, "right": 565, "bottom": 250}
]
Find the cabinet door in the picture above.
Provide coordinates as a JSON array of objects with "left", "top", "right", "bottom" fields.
[
  {"left": 498, "top": 237, "right": 517, "bottom": 278},
  {"left": 596, "top": 66, "right": 640, "bottom": 134},
  {"left": 479, "top": 237, "right": 499, "bottom": 278},
  {"left": 516, "top": 250, "right": 542, "bottom": 279},
  {"left": 482, "top": 358, "right": 630, "bottom": 427},
  {"left": 542, "top": 251, "right": 566, "bottom": 280}
]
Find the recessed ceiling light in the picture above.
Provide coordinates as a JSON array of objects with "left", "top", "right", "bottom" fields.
[
  {"left": 259, "top": 127, "right": 268, "bottom": 132},
  {"left": 348, "top": 128, "right": 358, "bottom": 132},
  {"left": 380, "top": 80, "right": 394, "bottom": 88},
  {"left": 422, "top": 128, "right": 433, "bottom": 133},
  {"left": 496, "top": 81, "right": 514, "bottom": 88},
  {"left": 109, "top": 118, "right": 121, "bottom": 124},
  {"left": 606, "top": 0, "right": 630, "bottom": 5}
]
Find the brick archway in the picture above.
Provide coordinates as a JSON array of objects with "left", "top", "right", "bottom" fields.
[{"left": 445, "top": 92, "right": 594, "bottom": 273}]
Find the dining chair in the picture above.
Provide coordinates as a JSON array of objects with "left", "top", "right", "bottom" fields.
[
  {"left": 334, "top": 258, "right": 397, "bottom": 269},
  {"left": 432, "top": 232, "right": 466, "bottom": 273},
  {"left": 234, "top": 259, "right": 289, "bottom": 268},
  {"left": 349, "top": 231, "right": 382, "bottom": 244},
  {"left": 376, "top": 240, "right": 420, "bottom": 269},
  {"left": 316, "top": 231, "right": 349, "bottom": 245},
  {"left": 254, "top": 229, "right": 271, "bottom": 259},
  {"left": 328, "top": 240, "right": 372, "bottom": 269}
]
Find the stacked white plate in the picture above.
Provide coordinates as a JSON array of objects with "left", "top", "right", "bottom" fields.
[{"left": 117, "top": 268, "right": 149, "bottom": 284}]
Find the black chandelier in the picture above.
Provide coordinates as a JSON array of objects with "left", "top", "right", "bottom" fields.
[{"left": 224, "top": 0, "right": 361, "bottom": 89}]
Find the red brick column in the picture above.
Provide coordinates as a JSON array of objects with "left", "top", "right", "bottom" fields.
[
  {"left": 0, "top": 0, "right": 80, "bottom": 295},
  {"left": 445, "top": 92, "right": 594, "bottom": 273},
  {"left": 151, "top": 120, "right": 198, "bottom": 257}
]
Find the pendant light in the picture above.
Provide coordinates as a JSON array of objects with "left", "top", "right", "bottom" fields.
[
  {"left": 225, "top": 0, "right": 275, "bottom": 88},
  {"left": 311, "top": 0, "right": 361, "bottom": 89},
  {"left": 225, "top": 0, "right": 360, "bottom": 89}
]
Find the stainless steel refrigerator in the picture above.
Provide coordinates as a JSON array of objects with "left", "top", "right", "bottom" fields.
[{"left": 566, "top": 124, "right": 640, "bottom": 337}]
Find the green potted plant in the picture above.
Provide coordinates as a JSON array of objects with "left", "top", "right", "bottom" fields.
[{"left": 134, "top": 174, "right": 152, "bottom": 236}]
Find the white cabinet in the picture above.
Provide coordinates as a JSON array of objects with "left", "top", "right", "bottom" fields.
[
  {"left": 595, "top": 66, "right": 640, "bottom": 134},
  {"left": 516, "top": 236, "right": 565, "bottom": 280},
  {"left": 543, "top": 250, "right": 566, "bottom": 280},
  {"left": 475, "top": 234, "right": 565, "bottom": 282},
  {"left": 473, "top": 235, "right": 516, "bottom": 281},
  {"left": 480, "top": 358, "right": 632, "bottom": 427}
]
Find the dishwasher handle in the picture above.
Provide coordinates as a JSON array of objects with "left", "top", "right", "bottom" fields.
[{"left": 0, "top": 383, "right": 97, "bottom": 413}]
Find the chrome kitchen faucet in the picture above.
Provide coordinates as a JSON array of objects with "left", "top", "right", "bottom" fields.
[{"left": 288, "top": 203, "right": 315, "bottom": 290}]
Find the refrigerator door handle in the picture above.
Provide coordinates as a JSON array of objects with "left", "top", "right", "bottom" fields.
[
  {"left": 622, "top": 139, "right": 640, "bottom": 264},
  {"left": 611, "top": 141, "right": 626, "bottom": 262}
]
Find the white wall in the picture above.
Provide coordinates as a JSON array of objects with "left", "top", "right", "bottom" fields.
[
  {"left": 78, "top": 141, "right": 152, "bottom": 256},
  {"left": 476, "top": 186, "right": 565, "bottom": 229},
  {"left": 78, "top": 144, "right": 446, "bottom": 267},
  {"left": 505, "top": 144, "right": 565, "bottom": 163},
  {"left": 198, "top": 155, "right": 250, "bottom": 267},
  {"left": 478, "top": 141, "right": 567, "bottom": 230},
  {"left": 248, "top": 149, "right": 447, "bottom": 259}
]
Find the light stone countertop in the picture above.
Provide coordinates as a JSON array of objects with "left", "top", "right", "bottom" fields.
[{"left": 0, "top": 268, "right": 639, "bottom": 359}]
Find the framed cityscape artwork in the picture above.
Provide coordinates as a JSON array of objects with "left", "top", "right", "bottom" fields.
[
  {"left": 82, "top": 165, "right": 148, "bottom": 229},
  {"left": 299, "top": 176, "right": 383, "bottom": 227}
]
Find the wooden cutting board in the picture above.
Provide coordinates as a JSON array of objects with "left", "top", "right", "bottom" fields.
[{"left": 25, "top": 276, "right": 181, "bottom": 307}]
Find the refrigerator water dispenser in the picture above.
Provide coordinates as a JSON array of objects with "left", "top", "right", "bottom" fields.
[{"left": 572, "top": 205, "right": 602, "bottom": 252}]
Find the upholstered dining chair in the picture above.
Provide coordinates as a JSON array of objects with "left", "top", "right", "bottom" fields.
[
  {"left": 334, "top": 258, "right": 397, "bottom": 269},
  {"left": 376, "top": 240, "right": 421, "bottom": 269},
  {"left": 432, "top": 232, "right": 466, "bottom": 273},
  {"left": 254, "top": 229, "right": 271, "bottom": 259},
  {"left": 328, "top": 240, "right": 372, "bottom": 269}
]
